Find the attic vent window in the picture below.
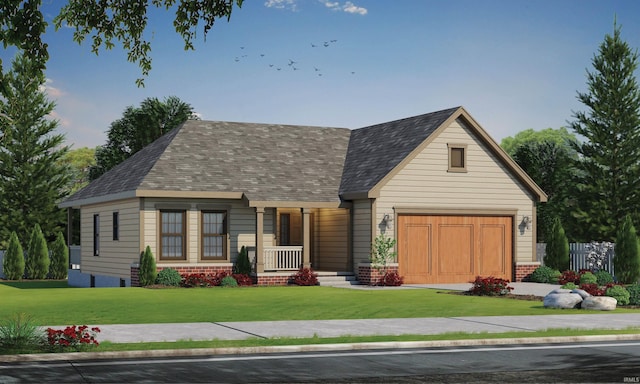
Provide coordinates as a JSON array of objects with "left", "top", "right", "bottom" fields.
[{"left": 448, "top": 144, "right": 467, "bottom": 173}]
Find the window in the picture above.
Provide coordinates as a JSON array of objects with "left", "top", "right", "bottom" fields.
[
  {"left": 448, "top": 144, "right": 467, "bottom": 172},
  {"left": 280, "top": 213, "right": 290, "bottom": 246},
  {"left": 201, "top": 211, "right": 227, "bottom": 260},
  {"left": 159, "top": 210, "right": 186, "bottom": 260},
  {"left": 112, "top": 212, "right": 119, "bottom": 241},
  {"left": 93, "top": 214, "right": 100, "bottom": 256}
]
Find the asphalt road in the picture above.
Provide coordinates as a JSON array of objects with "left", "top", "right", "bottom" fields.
[{"left": 2, "top": 340, "right": 640, "bottom": 383}]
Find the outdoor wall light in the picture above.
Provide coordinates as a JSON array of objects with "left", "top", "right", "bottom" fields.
[
  {"left": 522, "top": 215, "right": 531, "bottom": 230},
  {"left": 382, "top": 213, "right": 393, "bottom": 228}
]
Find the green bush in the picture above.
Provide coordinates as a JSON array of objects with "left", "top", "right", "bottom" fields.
[
  {"left": 614, "top": 214, "right": 640, "bottom": 284},
  {"left": 25, "top": 224, "right": 50, "bottom": 280},
  {"left": 594, "top": 270, "right": 614, "bottom": 286},
  {"left": 627, "top": 283, "right": 640, "bottom": 305},
  {"left": 580, "top": 271, "right": 597, "bottom": 285},
  {"left": 233, "top": 246, "right": 251, "bottom": 275},
  {"left": 530, "top": 265, "right": 561, "bottom": 283},
  {"left": 0, "top": 313, "right": 44, "bottom": 351},
  {"left": 3, "top": 232, "right": 25, "bottom": 280},
  {"left": 155, "top": 268, "right": 181, "bottom": 286},
  {"left": 605, "top": 285, "right": 630, "bottom": 306},
  {"left": 139, "top": 246, "right": 157, "bottom": 287},
  {"left": 221, "top": 275, "right": 238, "bottom": 288},
  {"left": 544, "top": 217, "right": 569, "bottom": 271},
  {"left": 561, "top": 282, "right": 577, "bottom": 290},
  {"left": 49, "top": 232, "right": 69, "bottom": 280}
]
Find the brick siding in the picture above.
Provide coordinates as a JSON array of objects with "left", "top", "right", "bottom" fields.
[
  {"left": 357, "top": 263, "right": 399, "bottom": 286},
  {"left": 515, "top": 262, "right": 541, "bottom": 282}
]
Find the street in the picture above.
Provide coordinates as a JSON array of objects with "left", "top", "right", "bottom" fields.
[{"left": 1, "top": 340, "right": 640, "bottom": 383}]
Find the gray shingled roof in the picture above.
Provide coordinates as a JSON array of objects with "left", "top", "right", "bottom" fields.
[
  {"left": 339, "top": 107, "right": 459, "bottom": 196},
  {"left": 63, "top": 121, "right": 352, "bottom": 204}
]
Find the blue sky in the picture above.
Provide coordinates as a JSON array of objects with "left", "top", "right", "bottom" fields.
[{"left": 6, "top": 0, "right": 640, "bottom": 148}]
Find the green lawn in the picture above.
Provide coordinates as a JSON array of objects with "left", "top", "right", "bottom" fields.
[{"left": 2, "top": 281, "right": 640, "bottom": 326}]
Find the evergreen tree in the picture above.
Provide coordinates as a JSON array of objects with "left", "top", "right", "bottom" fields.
[
  {"left": 25, "top": 223, "right": 49, "bottom": 280},
  {"left": 233, "top": 246, "right": 251, "bottom": 275},
  {"left": 0, "top": 53, "right": 70, "bottom": 246},
  {"left": 544, "top": 218, "right": 570, "bottom": 271},
  {"left": 2, "top": 231, "right": 24, "bottom": 280},
  {"left": 49, "top": 232, "right": 69, "bottom": 280},
  {"left": 569, "top": 22, "right": 640, "bottom": 242},
  {"left": 614, "top": 215, "right": 640, "bottom": 283},
  {"left": 139, "top": 246, "right": 157, "bottom": 286}
]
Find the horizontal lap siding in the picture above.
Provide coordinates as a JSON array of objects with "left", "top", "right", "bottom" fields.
[
  {"left": 352, "top": 199, "right": 372, "bottom": 267},
  {"left": 377, "top": 119, "right": 535, "bottom": 264},
  {"left": 81, "top": 198, "right": 140, "bottom": 278},
  {"left": 316, "top": 208, "right": 349, "bottom": 271},
  {"left": 142, "top": 198, "right": 259, "bottom": 265}
]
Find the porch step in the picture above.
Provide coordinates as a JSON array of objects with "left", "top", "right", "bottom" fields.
[{"left": 315, "top": 272, "right": 359, "bottom": 287}]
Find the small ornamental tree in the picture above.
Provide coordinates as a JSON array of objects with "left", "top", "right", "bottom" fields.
[
  {"left": 3, "top": 232, "right": 25, "bottom": 280},
  {"left": 49, "top": 232, "right": 69, "bottom": 280},
  {"left": 544, "top": 217, "right": 569, "bottom": 271},
  {"left": 614, "top": 214, "right": 640, "bottom": 284},
  {"left": 25, "top": 224, "right": 50, "bottom": 280},
  {"left": 233, "top": 246, "right": 251, "bottom": 275},
  {"left": 370, "top": 234, "right": 397, "bottom": 273},
  {"left": 139, "top": 246, "right": 157, "bottom": 286}
]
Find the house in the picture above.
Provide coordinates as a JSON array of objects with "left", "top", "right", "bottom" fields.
[{"left": 59, "top": 106, "right": 547, "bottom": 287}]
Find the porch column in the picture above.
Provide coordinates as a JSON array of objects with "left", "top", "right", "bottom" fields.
[
  {"left": 255, "top": 207, "right": 265, "bottom": 273},
  {"left": 302, "top": 208, "right": 311, "bottom": 268}
]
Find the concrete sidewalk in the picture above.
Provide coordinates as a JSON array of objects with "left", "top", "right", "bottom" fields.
[{"left": 88, "top": 313, "right": 640, "bottom": 343}]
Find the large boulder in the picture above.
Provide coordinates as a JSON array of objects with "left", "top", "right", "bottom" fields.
[
  {"left": 543, "top": 292, "right": 583, "bottom": 309},
  {"left": 581, "top": 296, "right": 617, "bottom": 311},
  {"left": 571, "top": 289, "right": 591, "bottom": 299}
]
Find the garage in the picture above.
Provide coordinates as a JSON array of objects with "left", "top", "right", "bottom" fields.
[{"left": 397, "top": 215, "right": 513, "bottom": 284}]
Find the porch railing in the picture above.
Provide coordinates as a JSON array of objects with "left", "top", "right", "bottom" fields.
[{"left": 264, "top": 246, "right": 303, "bottom": 271}]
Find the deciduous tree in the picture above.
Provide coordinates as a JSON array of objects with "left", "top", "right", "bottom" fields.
[
  {"left": 1, "top": 0, "right": 243, "bottom": 86},
  {"left": 89, "top": 96, "right": 197, "bottom": 180}
]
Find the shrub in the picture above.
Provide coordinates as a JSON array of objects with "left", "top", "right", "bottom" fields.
[
  {"left": 594, "top": 270, "right": 614, "bottom": 286},
  {"left": 49, "top": 232, "right": 69, "bottom": 280},
  {"left": 0, "top": 313, "right": 44, "bottom": 350},
  {"left": 627, "top": 283, "right": 640, "bottom": 305},
  {"left": 289, "top": 267, "right": 318, "bottom": 286},
  {"left": 232, "top": 273, "right": 253, "bottom": 286},
  {"left": 181, "top": 273, "right": 216, "bottom": 288},
  {"left": 580, "top": 271, "right": 597, "bottom": 285},
  {"left": 561, "top": 282, "right": 577, "bottom": 290},
  {"left": 370, "top": 234, "right": 397, "bottom": 273},
  {"left": 530, "top": 265, "right": 560, "bottom": 283},
  {"left": 469, "top": 276, "right": 513, "bottom": 296},
  {"left": 221, "top": 275, "right": 238, "bottom": 287},
  {"left": 614, "top": 215, "right": 640, "bottom": 284},
  {"left": 46, "top": 325, "right": 100, "bottom": 352},
  {"left": 233, "top": 246, "right": 252, "bottom": 275},
  {"left": 378, "top": 271, "right": 404, "bottom": 286},
  {"left": 605, "top": 285, "right": 630, "bottom": 306},
  {"left": 579, "top": 283, "right": 605, "bottom": 296},
  {"left": 3, "top": 231, "right": 25, "bottom": 280},
  {"left": 155, "top": 268, "right": 182, "bottom": 286},
  {"left": 544, "top": 217, "right": 569, "bottom": 271},
  {"left": 139, "top": 246, "right": 157, "bottom": 286},
  {"left": 558, "top": 270, "right": 580, "bottom": 285},
  {"left": 25, "top": 224, "right": 50, "bottom": 280}
]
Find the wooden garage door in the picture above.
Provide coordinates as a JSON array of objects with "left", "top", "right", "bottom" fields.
[{"left": 398, "top": 215, "right": 512, "bottom": 284}]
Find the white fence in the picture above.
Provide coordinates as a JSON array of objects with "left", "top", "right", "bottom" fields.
[
  {"left": 263, "top": 246, "right": 303, "bottom": 271},
  {"left": 536, "top": 243, "right": 615, "bottom": 276}
]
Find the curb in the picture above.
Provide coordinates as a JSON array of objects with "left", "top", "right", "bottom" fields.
[{"left": 3, "top": 333, "right": 640, "bottom": 363}]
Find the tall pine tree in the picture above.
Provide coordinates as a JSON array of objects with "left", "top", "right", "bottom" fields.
[
  {"left": 569, "top": 22, "right": 640, "bottom": 242},
  {"left": 0, "top": 53, "right": 70, "bottom": 246}
]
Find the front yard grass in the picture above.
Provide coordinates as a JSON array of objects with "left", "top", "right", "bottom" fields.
[{"left": 2, "top": 281, "right": 640, "bottom": 326}]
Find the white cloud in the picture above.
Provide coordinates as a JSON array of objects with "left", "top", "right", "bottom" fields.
[
  {"left": 40, "top": 78, "right": 65, "bottom": 99},
  {"left": 265, "top": 0, "right": 298, "bottom": 11},
  {"left": 319, "top": 0, "right": 367, "bottom": 15},
  {"left": 342, "top": 1, "right": 367, "bottom": 15}
]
